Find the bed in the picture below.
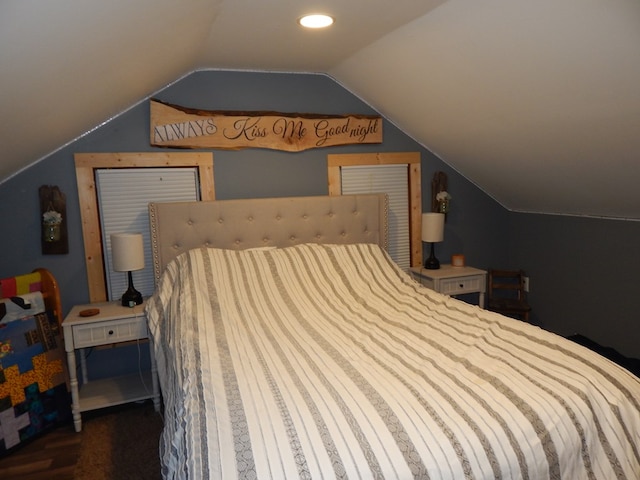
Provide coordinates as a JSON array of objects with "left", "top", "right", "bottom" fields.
[
  {"left": 145, "top": 194, "right": 640, "bottom": 480},
  {"left": 0, "top": 268, "right": 70, "bottom": 457}
]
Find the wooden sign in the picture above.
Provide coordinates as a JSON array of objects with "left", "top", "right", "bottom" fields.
[{"left": 150, "top": 100, "right": 382, "bottom": 151}]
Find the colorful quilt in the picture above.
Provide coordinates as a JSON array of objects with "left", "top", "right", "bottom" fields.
[
  {"left": 0, "top": 292, "right": 46, "bottom": 325},
  {"left": 0, "top": 272, "right": 42, "bottom": 299},
  {"left": 0, "top": 278, "right": 70, "bottom": 457}
]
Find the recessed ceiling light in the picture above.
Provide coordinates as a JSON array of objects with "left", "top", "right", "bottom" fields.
[{"left": 298, "top": 14, "right": 334, "bottom": 29}]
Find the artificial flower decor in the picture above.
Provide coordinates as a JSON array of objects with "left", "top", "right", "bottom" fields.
[
  {"left": 42, "top": 210, "right": 63, "bottom": 242},
  {"left": 435, "top": 191, "right": 451, "bottom": 213}
]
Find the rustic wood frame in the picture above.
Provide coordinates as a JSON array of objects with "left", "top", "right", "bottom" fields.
[
  {"left": 74, "top": 152, "right": 215, "bottom": 302},
  {"left": 327, "top": 152, "right": 422, "bottom": 267}
]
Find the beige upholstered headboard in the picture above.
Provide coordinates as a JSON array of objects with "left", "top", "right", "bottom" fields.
[{"left": 148, "top": 194, "right": 388, "bottom": 281}]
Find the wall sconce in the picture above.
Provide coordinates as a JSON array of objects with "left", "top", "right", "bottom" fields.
[
  {"left": 422, "top": 213, "right": 445, "bottom": 269},
  {"left": 435, "top": 191, "right": 452, "bottom": 214},
  {"left": 42, "top": 208, "right": 62, "bottom": 242},
  {"left": 111, "top": 233, "right": 145, "bottom": 307},
  {"left": 431, "top": 171, "right": 451, "bottom": 215},
  {"left": 39, "top": 185, "right": 69, "bottom": 255}
]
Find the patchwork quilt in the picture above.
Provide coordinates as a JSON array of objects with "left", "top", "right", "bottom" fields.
[{"left": 0, "top": 282, "right": 70, "bottom": 457}]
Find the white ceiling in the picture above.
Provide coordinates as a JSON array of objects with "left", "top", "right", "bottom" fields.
[{"left": 2, "top": 0, "right": 640, "bottom": 219}]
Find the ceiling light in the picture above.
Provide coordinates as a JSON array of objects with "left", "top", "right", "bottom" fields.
[{"left": 298, "top": 14, "right": 334, "bottom": 29}]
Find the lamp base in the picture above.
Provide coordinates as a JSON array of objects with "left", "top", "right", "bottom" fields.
[
  {"left": 121, "top": 271, "right": 143, "bottom": 307},
  {"left": 424, "top": 256, "right": 440, "bottom": 270},
  {"left": 121, "top": 287, "right": 143, "bottom": 307},
  {"left": 424, "top": 242, "right": 440, "bottom": 269}
]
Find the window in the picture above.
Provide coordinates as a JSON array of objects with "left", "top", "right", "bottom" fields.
[
  {"left": 340, "top": 164, "right": 410, "bottom": 269},
  {"left": 328, "top": 152, "right": 422, "bottom": 268},
  {"left": 74, "top": 152, "right": 215, "bottom": 302},
  {"left": 96, "top": 168, "right": 200, "bottom": 300}
]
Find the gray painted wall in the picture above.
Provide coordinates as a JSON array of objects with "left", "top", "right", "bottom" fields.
[
  {"left": 0, "top": 70, "right": 507, "bottom": 310},
  {"left": 509, "top": 213, "right": 640, "bottom": 358},
  {"left": 3, "top": 70, "right": 635, "bottom": 373}
]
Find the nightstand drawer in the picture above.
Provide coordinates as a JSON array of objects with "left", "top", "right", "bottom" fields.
[
  {"left": 73, "top": 316, "right": 147, "bottom": 348},
  {"left": 440, "top": 275, "right": 483, "bottom": 295}
]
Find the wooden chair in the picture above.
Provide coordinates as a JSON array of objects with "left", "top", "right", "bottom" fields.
[{"left": 487, "top": 269, "right": 531, "bottom": 321}]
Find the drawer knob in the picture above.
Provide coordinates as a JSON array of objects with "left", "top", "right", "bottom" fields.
[{"left": 108, "top": 330, "right": 114, "bottom": 335}]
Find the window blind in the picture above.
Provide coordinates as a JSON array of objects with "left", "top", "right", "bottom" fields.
[
  {"left": 96, "top": 168, "right": 200, "bottom": 301},
  {"left": 341, "top": 164, "right": 410, "bottom": 270}
]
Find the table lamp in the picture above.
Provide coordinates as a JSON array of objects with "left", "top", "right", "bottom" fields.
[
  {"left": 422, "top": 213, "right": 445, "bottom": 269},
  {"left": 111, "top": 233, "right": 144, "bottom": 307}
]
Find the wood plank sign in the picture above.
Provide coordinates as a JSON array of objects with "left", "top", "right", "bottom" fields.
[{"left": 150, "top": 100, "right": 382, "bottom": 151}]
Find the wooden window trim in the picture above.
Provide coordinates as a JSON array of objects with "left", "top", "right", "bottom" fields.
[
  {"left": 74, "top": 152, "right": 215, "bottom": 302},
  {"left": 328, "top": 152, "right": 422, "bottom": 267}
]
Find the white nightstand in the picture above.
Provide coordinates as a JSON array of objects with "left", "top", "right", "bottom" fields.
[
  {"left": 62, "top": 300, "right": 160, "bottom": 432},
  {"left": 410, "top": 264, "right": 487, "bottom": 307}
]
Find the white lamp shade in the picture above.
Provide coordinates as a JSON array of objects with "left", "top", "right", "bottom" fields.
[
  {"left": 111, "top": 233, "right": 145, "bottom": 272},
  {"left": 421, "top": 213, "right": 445, "bottom": 243}
]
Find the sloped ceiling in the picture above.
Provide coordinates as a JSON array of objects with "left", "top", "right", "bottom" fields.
[{"left": 2, "top": 0, "right": 639, "bottom": 219}]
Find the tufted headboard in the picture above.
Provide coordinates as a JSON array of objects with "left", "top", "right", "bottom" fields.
[{"left": 148, "top": 194, "right": 388, "bottom": 282}]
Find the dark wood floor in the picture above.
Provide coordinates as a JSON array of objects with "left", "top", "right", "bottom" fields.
[{"left": 0, "top": 424, "right": 81, "bottom": 480}]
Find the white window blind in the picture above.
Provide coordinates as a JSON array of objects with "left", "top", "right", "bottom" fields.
[
  {"left": 96, "top": 168, "right": 200, "bottom": 301},
  {"left": 341, "top": 164, "right": 410, "bottom": 270}
]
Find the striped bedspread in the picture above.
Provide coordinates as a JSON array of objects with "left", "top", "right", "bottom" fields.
[{"left": 146, "top": 243, "right": 640, "bottom": 479}]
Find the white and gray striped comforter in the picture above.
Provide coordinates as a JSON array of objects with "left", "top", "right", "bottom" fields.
[{"left": 146, "top": 243, "right": 640, "bottom": 480}]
